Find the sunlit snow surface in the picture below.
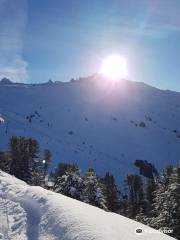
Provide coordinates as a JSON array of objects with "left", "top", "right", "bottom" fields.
[{"left": 0, "top": 171, "right": 175, "bottom": 240}]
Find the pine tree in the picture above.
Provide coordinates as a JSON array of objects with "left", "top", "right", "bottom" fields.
[
  {"left": 52, "top": 162, "right": 78, "bottom": 184},
  {"left": 54, "top": 165, "right": 83, "bottom": 200},
  {"left": 31, "top": 158, "right": 46, "bottom": 186},
  {"left": 135, "top": 163, "right": 158, "bottom": 222},
  {"left": 102, "top": 172, "right": 120, "bottom": 212},
  {"left": 9, "top": 136, "right": 39, "bottom": 184},
  {"left": 135, "top": 178, "right": 156, "bottom": 224},
  {"left": 149, "top": 166, "right": 180, "bottom": 239},
  {"left": 125, "top": 174, "right": 144, "bottom": 217},
  {"left": 0, "top": 151, "right": 11, "bottom": 172},
  {"left": 81, "top": 168, "right": 107, "bottom": 210},
  {"left": 43, "top": 149, "right": 52, "bottom": 175},
  {"left": 146, "top": 178, "right": 156, "bottom": 205}
]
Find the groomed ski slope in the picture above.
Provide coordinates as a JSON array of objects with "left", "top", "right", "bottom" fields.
[{"left": 0, "top": 171, "right": 175, "bottom": 240}]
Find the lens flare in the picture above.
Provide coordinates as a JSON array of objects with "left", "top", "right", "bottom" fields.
[{"left": 100, "top": 55, "right": 128, "bottom": 80}]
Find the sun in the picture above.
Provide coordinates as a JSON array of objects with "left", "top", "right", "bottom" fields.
[{"left": 100, "top": 55, "right": 128, "bottom": 80}]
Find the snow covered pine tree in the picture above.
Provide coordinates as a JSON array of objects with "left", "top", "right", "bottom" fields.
[
  {"left": 54, "top": 166, "right": 83, "bottom": 200},
  {"left": 81, "top": 168, "right": 107, "bottom": 210},
  {"left": 150, "top": 165, "right": 180, "bottom": 239}
]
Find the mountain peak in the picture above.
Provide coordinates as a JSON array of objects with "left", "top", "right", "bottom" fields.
[{"left": 0, "top": 78, "right": 13, "bottom": 85}]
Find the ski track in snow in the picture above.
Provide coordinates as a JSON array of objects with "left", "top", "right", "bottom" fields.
[
  {"left": 0, "top": 192, "right": 27, "bottom": 239},
  {"left": 0, "top": 171, "right": 176, "bottom": 240},
  {"left": 20, "top": 197, "right": 41, "bottom": 240}
]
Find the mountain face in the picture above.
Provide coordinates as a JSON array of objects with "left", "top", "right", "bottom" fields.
[{"left": 0, "top": 75, "right": 180, "bottom": 183}]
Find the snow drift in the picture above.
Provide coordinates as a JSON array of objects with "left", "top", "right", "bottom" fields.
[{"left": 0, "top": 170, "right": 175, "bottom": 240}]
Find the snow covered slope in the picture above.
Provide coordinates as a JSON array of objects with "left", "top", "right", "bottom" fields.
[
  {"left": 0, "top": 76, "right": 180, "bottom": 182},
  {"left": 0, "top": 170, "right": 175, "bottom": 240}
]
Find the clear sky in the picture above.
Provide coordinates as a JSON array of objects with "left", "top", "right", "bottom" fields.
[{"left": 0, "top": 0, "right": 180, "bottom": 91}]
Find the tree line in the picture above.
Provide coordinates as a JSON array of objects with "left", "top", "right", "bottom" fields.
[
  {"left": 0, "top": 136, "right": 51, "bottom": 186},
  {"left": 0, "top": 136, "right": 179, "bottom": 239}
]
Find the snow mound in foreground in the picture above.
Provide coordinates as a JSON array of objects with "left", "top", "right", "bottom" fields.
[{"left": 0, "top": 171, "right": 175, "bottom": 240}]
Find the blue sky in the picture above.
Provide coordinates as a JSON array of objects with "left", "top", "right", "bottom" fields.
[{"left": 0, "top": 0, "right": 180, "bottom": 91}]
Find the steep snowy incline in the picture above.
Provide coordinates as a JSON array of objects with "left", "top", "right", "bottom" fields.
[
  {"left": 0, "top": 170, "right": 175, "bottom": 240},
  {"left": 0, "top": 76, "right": 180, "bottom": 182}
]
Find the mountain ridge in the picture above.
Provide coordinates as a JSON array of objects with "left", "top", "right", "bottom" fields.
[{"left": 1, "top": 75, "right": 179, "bottom": 94}]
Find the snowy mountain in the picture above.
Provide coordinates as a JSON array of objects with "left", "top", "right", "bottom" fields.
[
  {"left": 0, "top": 75, "right": 180, "bottom": 182},
  {"left": 0, "top": 78, "right": 13, "bottom": 85},
  {"left": 0, "top": 170, "right": 175, "bottom": 240}
]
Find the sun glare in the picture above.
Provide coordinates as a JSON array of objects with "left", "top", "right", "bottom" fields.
[{"left": 100, "top": 55, "right": 128, "bottom": 80}]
